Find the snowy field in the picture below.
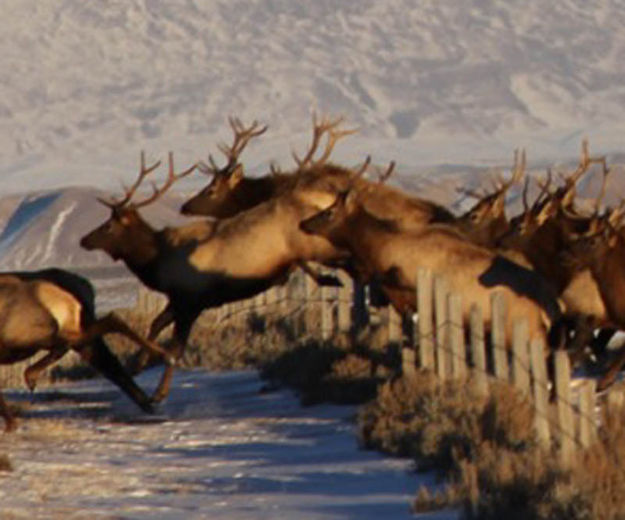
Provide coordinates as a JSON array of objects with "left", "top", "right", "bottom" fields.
[{"left": 0, "top": 369, "right": 456, "bottom": 519}]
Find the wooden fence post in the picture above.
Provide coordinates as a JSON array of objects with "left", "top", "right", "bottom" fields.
[
  {"left": 448, "top": 293, "right": 465, "bottom": 379},
  {"left": 320, "top": 283, "right": 334, "bottom": 341},
  {"left": 554, "top": 350, "right": 575, "bottom": 466},
  {"left": 337, "top": 271, "right": 352, "bottom": 335},
  {"left": 386, "top": 305, "right": 402, "bottom": 345},
  {"left": 469, "top": 303, "right": 488, "bottom": 395},
  {"left": 434, "top": 276, "right": 449, "bottom": 380},
  {"left": 511, "top": 319, "right": 530, "bottom": 394},
  {"left": 352, "top": 281, "right": 368, "bottom": 334},
  {"left": 530, "top": 338, "right": 551, "bottom": 448},
  {"left": 416, "top": 268, "right": 434, "bottom": 370},
  {"left": 578, "top": 379, "right": 597, "bottom": 448},
  {"left": 491, "top": 291, "right": 508, "bottom": 381}
]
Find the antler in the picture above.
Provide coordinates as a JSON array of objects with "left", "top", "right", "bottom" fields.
[
  {"left": 533, "top": 169, "right": 554, "bottom": 211},
  {"left": 198, "top": 117, "right": 268, "bottom": 177},
  {"left": 98, "top": 151, "right": 162, "bottom": 209},
  {"left": 132, "top": 152, "right": 197, "bottom": 209},
  {"left": 522, "top": 176, "right": 530, "bottom": 213},
  {"left": 292, "top": 113, "right": 357, "bottom": 170},
  {"left": 566, "top": 139, "right": 608, "bottom": 186},
  {"left": 593, "top": 156, "right": 611, "bottom": 215},
  {"left": 352, "top": 155, "right": 372, "bottom": 179},
  {"left": 376, "top": 160, "right": 396, "bottom": 183}
]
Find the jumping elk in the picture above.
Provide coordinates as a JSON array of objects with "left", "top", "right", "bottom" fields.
[
  {"left": 80, "top": 148, "right": 356, "bottom": 402},
  {"left": 299, "top": 188, "right": 565, "bottom": 350}
]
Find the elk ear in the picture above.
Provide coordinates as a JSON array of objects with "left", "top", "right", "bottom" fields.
[
  {"left": 492, "top": 195, "right": 505, "bottom": 215},
  {"left": 561, "top": 186, "right": 576, "bottom": 208},
  {"left": 608, "top": 231, "right": 619, "bottom": 249},
  {"left": 535, "top": 200, "right": 556, "bottom": 226},
  {"left": 228, "top": 165, "right": 244, "bottom": 187},
  {"left": 343, "top": 188, "right": 358, "bottom": 210}
]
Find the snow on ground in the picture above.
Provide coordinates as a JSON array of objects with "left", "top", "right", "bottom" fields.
[{"left": 0, "top": 369, "right": 457, "bottom": 519}]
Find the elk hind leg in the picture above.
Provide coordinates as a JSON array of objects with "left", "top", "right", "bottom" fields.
[
  {"left": 130, "top": 306, "right": 175, "bottom": 375},
  {"left": 74, "top": 313, "right": 175, "bottom": 365},
  {"left": 23, "top": 347, "right": 68, "bottom": 392},
  {"left": 0, "top": 392, "right": 16, "bottom": 433},
  {"left": 151, "top": 316, "right": 194, "bottom": 403}
]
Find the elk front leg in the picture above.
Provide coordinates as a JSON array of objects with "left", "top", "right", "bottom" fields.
[
  {"left": 131, "top": 305, "right": 175, "bottom": 374},
  {"left": 0, "top": 392, "right": 16, "bottom": 433},
  {"left": 151, "top": 314, "right": 195, "bottom": 403},
  {"left": 23, "top": 347, "right": 68, "bottom": 392}
]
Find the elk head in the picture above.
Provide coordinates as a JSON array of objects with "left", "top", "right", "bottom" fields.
[
  {"left": 180, "top": 118, "right": 267, "bottom": 217},
  {"left": 455, "top": 149, "right": 526, "bottom": 245},
  {"left": 299, "top": 188, "right": 359, "bottom": 247},
  {"left": 81, "top": 152, "right": 196, "bottom": 261}
]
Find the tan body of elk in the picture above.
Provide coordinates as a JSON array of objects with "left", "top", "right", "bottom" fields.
[
  {"left": 300, "top": 191, "right": 564, "bottom": 347},
  {"left": 0, "top": 268, "right": 170, "bottom": 431},
  {"left": 80, "top": 175, "right": 351, "bottom": 402}
]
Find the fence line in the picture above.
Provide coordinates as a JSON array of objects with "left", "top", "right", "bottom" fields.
[{"left": 1, "top": 264, "right": 621, "bottom": 470}]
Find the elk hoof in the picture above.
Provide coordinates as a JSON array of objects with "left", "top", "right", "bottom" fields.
[
  {"left": 24, "top": 372, "right": 38, "bottom": 393},
  {"left": 3, "top": 419, "right": 17, "bottom": 433},
  {"left": 150, "top": 390, "right": 168, "bottom": 404}
]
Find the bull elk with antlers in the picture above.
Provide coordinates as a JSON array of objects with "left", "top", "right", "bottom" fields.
[
  {"left": 80, "top": 143, "right": 361, "bottom": 401},
  {"left": 300, "top": 188, "right": 566, "bottom": 349},
  {"left": 181, "top": 115, "right": 455, "bottom": 231}
]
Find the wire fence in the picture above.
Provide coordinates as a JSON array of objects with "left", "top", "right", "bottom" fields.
[
  {"left": 181, "top": 265, "right": 625, "bottom": 468},
  {"left": 1, "top": 264, "right": 624, "bottom": 471}
]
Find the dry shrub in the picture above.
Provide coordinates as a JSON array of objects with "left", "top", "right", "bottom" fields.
[
  {"left": 363, "top": 370, "right": 625, "bottom": 519},
  {"left": 358, "top": 372, "right": 495, "bottom": 470},
  {"left": 0, "top": 453, "right": 12, "bottom": 472}
]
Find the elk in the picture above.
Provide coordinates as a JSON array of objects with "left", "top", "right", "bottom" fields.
[
  {"left": 180, "top": 117, "right": 274, "bottom": 217},
  {"left": 564, "top": 213, "right": 625, "bottom": 390},
  {"left": 180, "top": 115, "right": 455, "bottom": 230},
  {"left": 496, "top": 144, "right": 614, "bottom": 360},
  {"left": 452, "top": 149, "right": 526, "bottom": 247},
  {"left": 80, "top": 150, "right": 355, "bottom": 402},
  {"left": 300, "top": 189, "right": 565, "bottom": 348},
  {"left": 0, "top": 268, "right": 172, "bottom": 431}
]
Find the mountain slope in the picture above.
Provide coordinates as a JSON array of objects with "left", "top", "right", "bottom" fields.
[{"left": 1, "top": 1, "right": 625, "bottom": 194}]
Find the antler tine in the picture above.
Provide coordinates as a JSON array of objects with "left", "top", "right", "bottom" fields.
[
  {"left": 568, "top": 138, "right": 607, "bottom": 185},
  {"left": 196, "top": 154, "right": 223, "bottom": 177},
  {"left": 204, "top": 117, "right": 267, "bottom": 179},
  {"left": 376, "top": 159, "right": 395, "bottom": 183},
  {"left": 608, "top": 200, "right": 625, "bottom": 229},
  {"left": 133, "top": 152, "right": 197, "bottom": 209},
  {"left": 292, "top": 113, "right": 355, "bottom": 169},
  {"left": 595, "top": 161, "right": 611, "bottom": 214},
  {"left": 510, "top": 148, "right": 526, "bottom": 185},
  {"left": 109, "top": 151, "right": 162, "bottom": 209},
  {"left": 351, "top": 155, "right": 372, "bottom": 179},
  {"left": 533, "top": 169, "right": 554, "bottom": 211},
  {"left": 522, "top": 175, "right": 530, "bottom": 212},
  {"left": 270, "top": 162, "right": 283, "bottom": 177},
  {"left": 227, "top": 116, "right": 268, "bottom": 158}
]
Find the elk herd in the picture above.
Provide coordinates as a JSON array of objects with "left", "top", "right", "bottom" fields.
[{"left": 0, "top": 115, "right": 623, "bottom": 431}]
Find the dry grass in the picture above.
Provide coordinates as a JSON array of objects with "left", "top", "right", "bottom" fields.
[
  {"left": 360, "top": 370, "right": 625, "bottom": 519},
  {"left": 0, "top": 453, "right": 12, "bottom": 472}
]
